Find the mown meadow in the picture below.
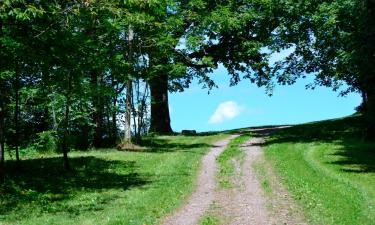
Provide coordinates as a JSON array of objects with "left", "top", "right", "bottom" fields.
[
  {"left": 0, "top": 134, "right": 226, "bottom": 225},
  {"left": 265, "top": 115, "right": 375, "bottom": 225}
]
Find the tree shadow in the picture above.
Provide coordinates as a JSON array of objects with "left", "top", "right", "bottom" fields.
[
  {"left": 192, "top": 131, "right": 222, "bottom": 136},
  {"left": 261, "top": 115, "right": 375, "bottom": 174},
  {"left": 264, "top": 116, "right": 365, "bottom": 145},
  {"left": 329, "top": 142, "right": 375, "bottom": 173},
  {"left": 138, "top": 138, "right": 213, "bottom": 153},
  {"left": 1, "top": 156, "right": 149, "bottom": 214}
]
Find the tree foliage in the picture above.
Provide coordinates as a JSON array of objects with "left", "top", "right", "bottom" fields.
[
  {"left": 0, "top": 0, "right": 374, "bottom": 182},
  {"left": 270, "top": 0, "right": 375, "bottom": 137}
]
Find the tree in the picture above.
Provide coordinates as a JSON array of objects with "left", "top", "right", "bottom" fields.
[
  {"left": 0, "top": 6, "right": 7, "bottom": 183},
  {"left": 0, "top": 82, "right": 5, "bottom": 183},
  {"left": 0, "top": 0, "right": 111, "bottom": 168},
  {"left": 124, "top": 26, "right": 134, "bottom": 143},
  {"left": 0, "top": 0, "right": 46, "bottom": 179},
  {"left": 125, "top": 0, "right": 281, "bottom": 134},
  {"left": 270, "top": 0, "right": 375, "bottom": 138}
]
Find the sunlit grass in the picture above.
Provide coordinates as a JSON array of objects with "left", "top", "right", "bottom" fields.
[{"left": 265, "top": 115, "right": 375, "bottom": 225}]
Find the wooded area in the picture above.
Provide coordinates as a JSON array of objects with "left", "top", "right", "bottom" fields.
[{"left": 0, "top": 0, "right": 374, "bottom": 184}]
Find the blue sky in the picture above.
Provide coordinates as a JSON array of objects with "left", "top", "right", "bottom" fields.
[{"left": 169, "top": 65, "right": 362, "bottom": 132}]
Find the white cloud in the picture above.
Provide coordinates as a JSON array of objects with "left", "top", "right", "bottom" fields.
[{"left": 208, "top": 101, "right": 244, "bottom": 124}]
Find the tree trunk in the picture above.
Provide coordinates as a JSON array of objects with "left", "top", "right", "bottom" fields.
[
  {"left": 362, "top": 91, "right": 368, "bottom": 108},
  {"left": 62, "top": 100, "right": 71, "bottom": 170},
  {"left": 62, "top": 75, "right": 72, "bottom": 171},
  {"left": 149, "top": 73, "right": 173, "bottom": 134},
  {"left": 14, "top": 70, "right": 20, "bottom": 164},
  {"left": 124, "top": 80, "right": 132, "bottom": 142},
  {"left": 0, "top": 17, "right": 4, "bottom": 184},
  {"left": 364, "top": 89, "right": 375, "bottom": 140},
  {"left": 112, "top": 97, "right": 118, "bottom": 143},
  {"left": 123, "top": 26, "right": 134, "bottom": 143},
  {"left": 0, "top": 100, "right": 5, "bottom": 183},
  {"left": 131, "top": 82, "right": 138, "bottom": 140},
  {"left": 91, "top": 71, "right": 103, "bottom": 148},
  {"left": 364, "top": 0, "right": 375, "bottom": 139},
  {"left": 140, "top": 83, "right": 150, "bottom": 135}
]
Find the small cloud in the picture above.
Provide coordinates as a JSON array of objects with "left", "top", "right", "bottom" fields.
[{"left": 209, "top": 101, "right": 244, "bottom": 124}]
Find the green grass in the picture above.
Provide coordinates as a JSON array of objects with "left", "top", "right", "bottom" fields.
[
  {"left": 265, "top": 115, "right": 375, "bottom": 225},
  {"left": 217, "top": 133, "right": 251, "bottom": 188},
  {"left": 199, "top": 215, "right": 220, "bottom": 225},
  {"left": 0, "top": 133, "right": 226, "bottom": 225},
  {"left": 252, "top": 159, "right": 273, "bottom": 196},
  {"left": 199, "top": 202, "right": 222, "bottom": 225}
]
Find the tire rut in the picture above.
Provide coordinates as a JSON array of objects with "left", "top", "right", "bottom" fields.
[
  {"left": 162, "top": 127, "right": 306, "bottom": 225},
  {"left": 162, "top": 135, "right": 239, "bottom": 225}
]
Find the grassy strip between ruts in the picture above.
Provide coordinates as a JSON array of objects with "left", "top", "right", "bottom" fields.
[
  {"left": 199, "top": 214, "right": 220, "bottom": 225},
  {"left": 199, "top": 202, "right": 221, "bottom": 225},
  {"left": 264, "top": 115, "right": 375, "bottom": 225},
  {"left": 252, "top": 158, "right": 273, "bottom": 197},
  {"left": 0, "top": 133, "right": 227, "bottom": 225},
  {"left": 217, "top": 133, "right": 252, "bottom": 189}
]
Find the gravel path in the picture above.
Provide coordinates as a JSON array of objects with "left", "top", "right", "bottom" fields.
[
  {"left": 162, "top": 128, "right": 305, "bottom": 225},
  {"left": 214, "top": 135, "right": 270, "bottom": 224},
  {"left": 162, "top": 134, "right": 239, "bottom": 225},
  {"left": 215, "top": 128, "right": 305, "bottom": 224}
]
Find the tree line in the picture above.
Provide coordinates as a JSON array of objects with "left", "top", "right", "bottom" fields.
[{"left": 1, "top": 0, "right": 374, "bottom": 183}]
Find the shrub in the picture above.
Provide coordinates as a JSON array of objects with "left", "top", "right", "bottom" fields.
[{"left": 34, "top": 130, "right": 57, "bottom": 152}]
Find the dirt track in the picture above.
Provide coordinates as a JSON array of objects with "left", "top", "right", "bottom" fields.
[
  {"left": 162, "top": 134, "right": 239, "bottom": 225},
  {"left": 162, "top": 128, "right": 305, "bottom": 225}
]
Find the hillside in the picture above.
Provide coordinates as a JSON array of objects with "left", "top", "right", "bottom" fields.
[
  {"left": 264, "top": 114, "right": 375, "bottom": 224},
  {"left": 0, "top": 115, "right": 374, "bottom": 225}
]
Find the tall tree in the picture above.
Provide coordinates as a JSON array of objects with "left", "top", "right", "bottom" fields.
[
  {"left": 129, "top": 0, "right": 280, "bottom": 134},
  {"left": 0, "top": 82, "right": 5, "bottom": 183},
  {"left": 270, "top": 0, "right": 375, "bottom": 138},
  {"left": 0, "top": 7, "right": 6, "bottom": 183},
  {"left": 0, "top": 0, "right": 45, "bottom": 178},
  {"left": 124, "top": 26, "right": 134, "bottom": 143},
  {"left": 13, "top": 66, "right": 20, "bottom": 164}
]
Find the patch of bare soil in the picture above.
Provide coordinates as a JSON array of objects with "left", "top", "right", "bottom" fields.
[{"left": 117, "top": 142, "right": 146, "bottom": 151}]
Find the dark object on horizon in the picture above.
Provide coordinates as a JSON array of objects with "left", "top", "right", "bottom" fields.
[{"left": 181, "top": 130, "right": 197, "bottom": 135}]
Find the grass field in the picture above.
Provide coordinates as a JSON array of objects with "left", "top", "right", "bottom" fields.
[
  {"left": 0, "top": 134, "right": 226, "bottom": 225},
  {"left": 2, "top": 115, "right": 374, "bottom": 225},
  {"left": 265, "top": 115, "right": 375, "bottom": 225}
]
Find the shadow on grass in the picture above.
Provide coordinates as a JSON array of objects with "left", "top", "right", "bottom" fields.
[
  {"left": 330, "top": 142, "right": 375, "bottom": 173},
  {"left": 179, "top": 131, "right": 223, "bottom": 136},
  {"left": 139, "top": 138, "right": 213, "bottom": 153},
  {"left": 260, "top": 115, "right": 375, "bottom": 174},
  {"left": 264, "top": 116, "right": 365, "bottom": 145},
  {"left": 0, "top": 156, "right": 149, "bottom": 214}
]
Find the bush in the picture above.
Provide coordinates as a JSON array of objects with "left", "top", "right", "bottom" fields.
[{"left": 34, "top": 130, "right": 57, "bottom": 152}]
